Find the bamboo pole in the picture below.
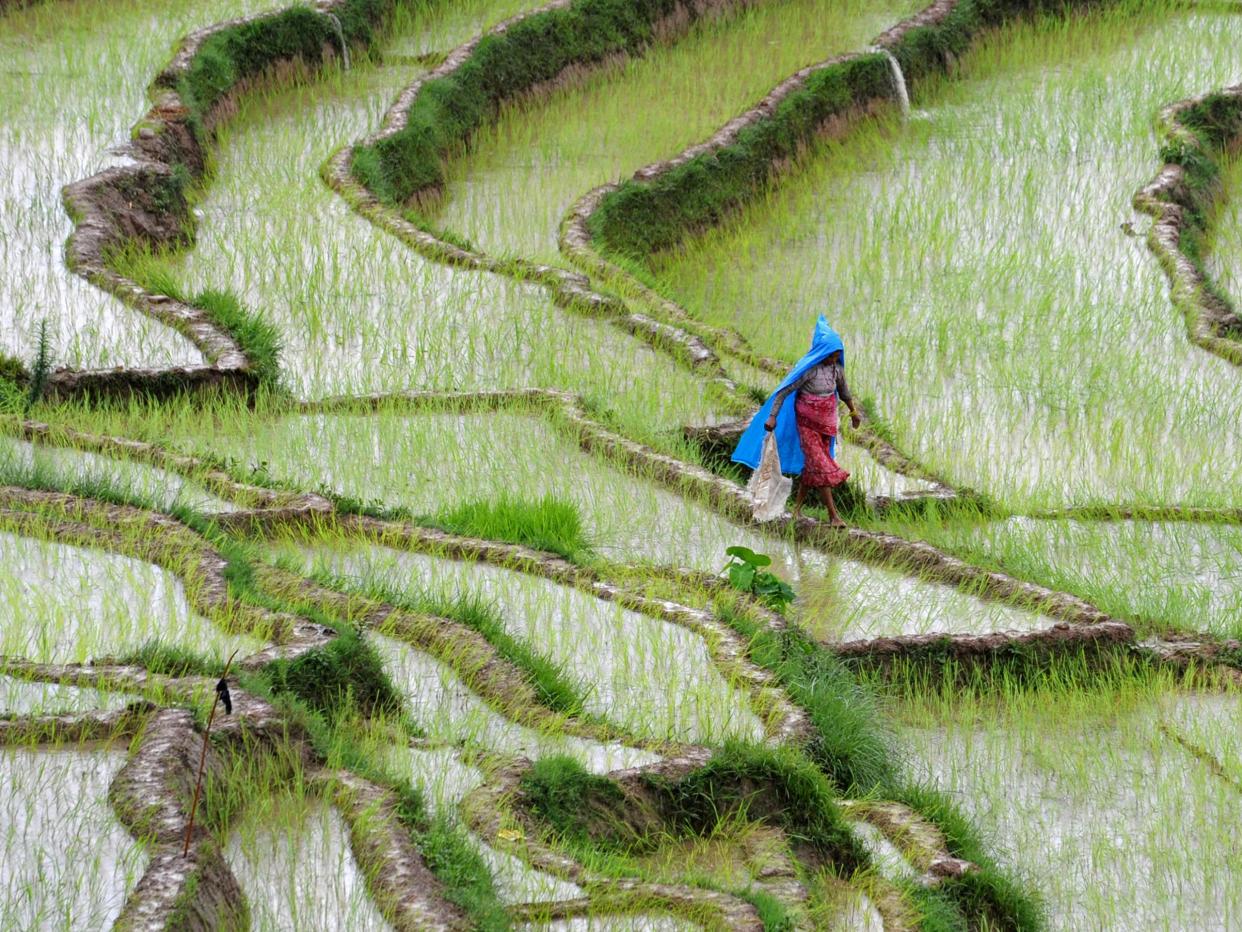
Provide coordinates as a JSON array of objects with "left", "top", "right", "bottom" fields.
[{"left": 183, "top": 649, "right": 239, "bottom": 858}]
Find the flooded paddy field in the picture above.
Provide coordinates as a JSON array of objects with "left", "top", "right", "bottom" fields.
[
  {"left": 145, "top": 15, "right": 719, "bottom": 428},
  {"left": 431, "top": 0, "right": 925, "bottom": 262},
  {"left": 1207, "top": 155, "right": 1242, "bottom": 308},
  {"left": 0, "top": 530, "right": 260, "bottom": 664},
  {"left": 227, "top": 793, "right": 392, "bottom": 931},
  {"left": 881, "top": 514, "right": 1242, "bottom": 639},
  {"left": 898, "top": 682, "right": 1242, "bottom": 928},
  {"left": 0, "top": 0, "right": 281, "bottom": 370},
  {"left": 191, "top": 409, "right": 926, "bottom": 569},
  {"left": 0, "top": 744, "right": 146, "bottom": 931}
]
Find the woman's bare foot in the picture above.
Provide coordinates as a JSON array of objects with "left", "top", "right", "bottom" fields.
[{"left": 820, "top": 488, "right": 847, "bottom": 527}]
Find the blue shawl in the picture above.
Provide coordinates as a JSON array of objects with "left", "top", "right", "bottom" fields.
[{"left": 731, "top": 316, "right": 845, "bottom": 476}]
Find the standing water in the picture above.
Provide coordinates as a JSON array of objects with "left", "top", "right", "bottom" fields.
[
  {"left": 869, "top": 45, "right": 910, "bottom": 118},
  {"left": 323, "top": 11, "right": 351, "bottom": 69}
]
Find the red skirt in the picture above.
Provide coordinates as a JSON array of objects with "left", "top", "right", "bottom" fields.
[{"left": 795, "top": 393, "right": 850, "bottom": 489}]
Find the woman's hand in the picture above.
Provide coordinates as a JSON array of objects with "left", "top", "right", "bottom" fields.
[
  {"left": 764, "top": 415, "right": 776, "bottom": 431},
  {"left": 850, "top": 410, "right": 862, "bottom": 430}
]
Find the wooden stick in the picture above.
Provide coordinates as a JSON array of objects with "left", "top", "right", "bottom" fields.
[{"left": 182, "top": 649, "right": 239, "bottom": 858}]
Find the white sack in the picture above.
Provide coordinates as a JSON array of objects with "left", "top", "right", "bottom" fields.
[{"left": 746, "top": 432, "right": 792, "bottom": 522}]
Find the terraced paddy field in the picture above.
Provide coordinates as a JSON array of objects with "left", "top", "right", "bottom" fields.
[
  {"left": 429, "top": 0, "right": 925, "bottom": 262},
  {"left": 0, "top": 0, "right": 282, "bottom": 370},
  {"left": 2, "top": 0, "right": 1241, "bottom": 927},
  {"left": 646, "top": 3, "right": 1242, "bottom": 509}
]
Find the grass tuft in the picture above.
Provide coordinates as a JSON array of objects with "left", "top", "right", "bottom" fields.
[
  {"left": 521, "top": 754, "right": 636, "bottom": 848},
  {"left": 418, "top": 817, "right": 510, "bottom": 931},
  {"left": 433, "top": 493, "right": 592, "bottom": 560},
  {"left": 259, "top": 625, "right": 403, "bottom": 721},
  {"left": 193, "top": 289, "right": 283, "bottom": 389},
  {"left": 718, "top": 603, "right": 893, "bottom": 793},
  {"left": 111, "top": 638, "right": 225, "bottom": 677}
]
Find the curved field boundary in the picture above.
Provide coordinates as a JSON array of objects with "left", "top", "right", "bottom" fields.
[
  {"left": 317, "top": 769, "right": 472, "bottom": 931},
  {"left": 833, "top": 620, "right": 1136, "bottom": 662},
  {"left": 50, "top": 0, "right": 405, "bottom": 402},
  {"left": 1135, "top": 81, "right": 1242, "bottom": 365},
  {"left": 301, "top": 388, "right": 1123, "bottom": 626},
  {"left": 0, "top": 665, "right": 477, "bottom": 928},
  {"left": 339, "top": 520, "right": 812, "bottom": 738},
  {"left": 461, "top": 754, "right": 768, "bottom": 930},
  {"left": 505, "top": 895, "right": 755, "bottom": 928},
  {"left": 11, "top": 404, "right": 1201, "bottom": 668},
  {"left": 16, "top": 406, "right": 1226, "bottom": 676},
  {"left": 837, "top": 799, "right": 974, "bottom": 885},
  {"left": 463, "top": 750, "right": 981, "bottom": 928},
  {"left": 0, "top": 487, "right": 319, "bottom": 649},
  {"left": 321, "top": 0, "right": 961, "bottom": 501},
  {"left": 0, "top": 696, "right": 260, "bottom": 930},
  {"left": 110, "top": 708, "right": 249, "bottom": 932},
  {"left": 250, "top": 561, "right": 700, "bottom": 754},
  {"left": 0, "top": 483, "right": 804, "bottom": 758},
  {"left": 0, "top": 701, "right": 154, "bottom": 746},
  {"left": 9, "top": 416, "right": 331, "bottom": 514},
  {"left": 1032, "top": 502, "right": 1242, "bottom": 523},
  {"left": 326, "top": 0, "right": 749, "bottom": 390},
  {"left": 568, "top": 0, "right": 1102, "bottom": 261}
]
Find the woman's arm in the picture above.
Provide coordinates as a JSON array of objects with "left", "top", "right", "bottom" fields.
[
  {"left": 764, "top": 373, "right": 808, "bottom": 430},
  {"left": 837, "top": 368, "right": 862, "bottom": 429}
]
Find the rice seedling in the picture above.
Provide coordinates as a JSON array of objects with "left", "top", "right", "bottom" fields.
[
  {"left": 0, "top": 676, "right": 131, "bottom": 717},
  {"left": 6, "top": 0, "right": 1239, "bottom": 922},
  {"left": 0, "top": 435, "right": 237, "bottom": 515},
  {"left": 178, "top": 405, "right": 942, "bottom": 578},
  {"left": 895, "top": 670, "right": 1242, "bottom": 929},
  {"left": 430, "top": 0, "right": 926, "bottom": 262},
  {"left": 398, "top": 745, "right": 588, "bottom": 904},
  {"left": 0, "top": 0, "right": 284, "bottom": 370},
  {"left": 225, "top": 790, "right": 391, "bottom": 931},
  {"left": 291, "top": 541, "right": 768, "bottom": 745},
  {"left": 143, "top": 22, "right": 719, "bottom": 427},
  {"left": 797, "top": 556, "right": 1058, "bottom": 642},
  {"left": 0, "top": 529, "right": 261, "bottom": 664},
  {"left": 192, "top": 408, "right": 770, "bottom": 568},
  {"left": 876, "top": 513, "right": 1242, "bottom": 639},
  {"left": 229, "top": 408, "right": 1070, "bottom": 640},
  {"left": 648, "top": 1, "right": 1242, "bottom": 510},
  {"left": 379, "top": 631, "right": 660, "bottom": 769},
  {"left": 514, "top": 918, "right": 699, "bottom": 930},
  {"left": 0, "top": 740, "right": 147, "bottom": 930}
]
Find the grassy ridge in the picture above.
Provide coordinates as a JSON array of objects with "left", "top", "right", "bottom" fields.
[
  {"left": 173, "top": 0, "right": 397, "bottom": 134},
  {"left": 352, "top": 0, "right": 710, "bottom": 203},
  {"left": 1161, "top": 89, "right": 1242, "bottom": 325},
  {"left": 716, "top": 599, "right": 1047, "bottom": 928},
  {"left": 587, "top": 0, "right": 1109, "bottom": 258}
]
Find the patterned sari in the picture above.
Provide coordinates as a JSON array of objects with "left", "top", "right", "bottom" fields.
[{"left": 794, "top": 393, "right": 850, "bottom": 488}]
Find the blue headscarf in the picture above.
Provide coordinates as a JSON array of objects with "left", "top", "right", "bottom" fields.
[{"left": 732, "top": 316, "right": 845, "bottom": 476}]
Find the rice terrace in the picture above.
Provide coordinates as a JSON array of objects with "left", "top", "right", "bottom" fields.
[{"left": 1, "top": 0, "right": 1241, "bottom": 926}]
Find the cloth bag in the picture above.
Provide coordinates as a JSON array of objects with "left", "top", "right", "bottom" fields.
[{"left": 746, "top": 432, "right": 792, "bottom": 522}]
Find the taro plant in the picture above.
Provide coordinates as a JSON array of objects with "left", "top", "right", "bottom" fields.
[{"left": 723, "top": 545, "right": 795, "bottom": 612}]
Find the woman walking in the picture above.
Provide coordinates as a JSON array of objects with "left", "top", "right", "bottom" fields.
[{"left": 732, "top": 316, "right": 861, "bottom": 526}]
